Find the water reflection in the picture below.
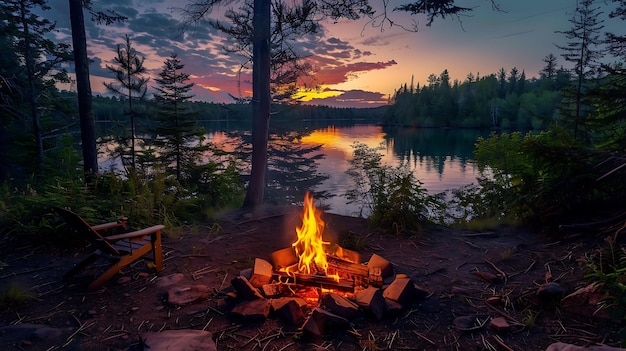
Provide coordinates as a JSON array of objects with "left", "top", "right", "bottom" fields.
[
  {"left": 101, "top": 124, "right": 488, "bottom": 217},
  {"left": 298, "top": 125, "right": 489, "bottom": 216}
]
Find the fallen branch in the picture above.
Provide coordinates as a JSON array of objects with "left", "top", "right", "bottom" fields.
[
  {"left": 485, "top": 259, "right": 507, "bottom": 279},
  {"left": 460, "top": 232, "right": 498, "bottom": 238}
]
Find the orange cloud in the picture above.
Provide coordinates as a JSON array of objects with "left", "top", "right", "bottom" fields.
[{"left": 306, "top": 57, "right": 397, "bottom": 86}]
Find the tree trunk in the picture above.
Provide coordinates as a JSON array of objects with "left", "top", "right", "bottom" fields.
[
  {"left": 242, "top": 0, "right": 271, "bottom": 209},
  {"left": 69, "top": 0, "right": 98, "bottom": 178},
  {"left": 0, "top": 122, "right": 9, "bottom": 182},
  {"left": 20, "top": 1, "right": 43, "bottom": 174}
]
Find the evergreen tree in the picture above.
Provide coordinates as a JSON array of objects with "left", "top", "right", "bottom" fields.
[
  {"left": 1, "top": 0, "right": 72, "bottom": 174},
  {"left": 540, "top": 53, "right": 558, "bottom": 79},
  {"left": 517, "top": 70, "right": 526, "bottom": 95},
  {"left": 556, "top": 0, "right": 605, "bottom": 140},
  {"left": 497, "top": 67, "right": 507, "bottom": 98},
  {"left": 104, "top": 35, "right": 149, "bottom": 170},
  {"left": 0, "top": 19, "right": 24, "bottom": 182},
  {"left": 508, "top": 67, "right": 519, "bottom": 94},
  {"left": 152, "top": 53, "right": 204, "bottom": 183},
  {"left": 592, "top": 0, "right": 626, "bottom": 149}
]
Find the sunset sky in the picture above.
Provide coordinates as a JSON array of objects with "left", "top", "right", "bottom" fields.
[{"left": 45, "top": 0, "right": 618, "bottom": 108}]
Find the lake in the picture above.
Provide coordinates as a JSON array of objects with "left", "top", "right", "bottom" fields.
[
  {"left": 208, "top": 124, "right": 491, "bottom": 216},
  {"left": 100, "top": 123, "right": 490, "bottom": 217}
]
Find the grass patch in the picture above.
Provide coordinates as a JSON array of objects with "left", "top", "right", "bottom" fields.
[
  {"left": 0, "top": 283, "right": 35, "bottom": 308},
  {"left": 338, "top": 230, "right": 371, "bottom": 251}
]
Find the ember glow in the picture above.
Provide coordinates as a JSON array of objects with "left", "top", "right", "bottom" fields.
[{"left": 288, "top": 192, "right": 332, "bottom": 278}]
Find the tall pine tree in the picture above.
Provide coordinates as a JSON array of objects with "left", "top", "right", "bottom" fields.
[
  {"left": 2, "top": 0, "right": 72, "bottom": 174},
  {"left": 152, "top": 53, "right": 204, "bottom": 183},
  {"left": 556, "top": 0, "right": 605, "bottom": 140},
  {"left": 104, "top": 35, "right": 149, "bottom": 170}
]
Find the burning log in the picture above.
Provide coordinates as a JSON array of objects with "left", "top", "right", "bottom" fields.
[
  {"left": 326, "top": 255, "right": 369, "bottom": 278},
  {"left": 272, "top": 272, "right": 356, "bottom": 292}
]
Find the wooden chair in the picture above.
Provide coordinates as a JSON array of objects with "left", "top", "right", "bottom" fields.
[{"left": 54, "top": 207, "right": 164, "bottom": 291}]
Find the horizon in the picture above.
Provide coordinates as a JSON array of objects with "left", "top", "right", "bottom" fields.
[{"left": 45, "top": 0, "right": 621, "bottom": 108}]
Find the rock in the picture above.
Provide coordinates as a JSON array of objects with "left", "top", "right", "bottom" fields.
[
  {"left": 142, "top": 330, "right": 217, "bottom": 351},
  {"left": 167, "top": 285, "right": 211, "bottom": 305},
  {"left": 453, "top": 316, "right": 485, "bottom": 332},
  {"left": 536, "top": 282, "right": 565, "bottom": 300},
  {"left": 382, "top": 276, "right": 415, "bottom": 305},
  {"left": 489, "top": 317, "right": 511, "bottom": 332},
  {"left": 320, "top": 293, "right": 359, "bottom": 319},
  {"left": 545, "top": 342, "right": 625, "bottom": 351},
  {"left": 271, "top": 297, "right": 307, "bottom": 311},
  {"left": 302, "top": 308, "right": 348, "bottom": 337},
  {"left": 0, "top": 324, "right": 68, "bottom": 349},
  {"left": 302, "top": 314, "right": 324, "bottom": 337},
  {"left": 562, "top": 283, "right": 610, "bottom": 319},
  {"left": 231, "top": 298, "right": 270, "bottom": 321},
  {"left": 274, "top": 299, "right": 304, "bottom": 324},
  {"left": 156, "top": 273, "right": 184, "bottom": 288},
  {"left": 231, "top": 276, "right": 264, "bottom": 300},
  {"left": 562, "top": 283, "right": 605, "bottom": 306},
  {"left": 384, "top": 298, "right": 403, "bottom": 315},
  {"left": 354, "top": 287, "right": 385, "bottom": 320}
]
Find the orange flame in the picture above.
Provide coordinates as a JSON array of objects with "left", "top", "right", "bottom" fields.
[{"left": 290, "top": 192, "right": 329, "bottom": 276}]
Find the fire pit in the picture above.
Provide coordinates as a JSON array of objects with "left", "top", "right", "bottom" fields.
[
  {"left": 229, "top": 192, "right": 425, "bottom": 337},
  {"left": 271, "top": 192, "right": 373, "bottom": 295}
]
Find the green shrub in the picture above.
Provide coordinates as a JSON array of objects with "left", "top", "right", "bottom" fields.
[
  {"left": 473, "top": 128, "right": 625, "bottom": 226},
  {"left": 580, "top": 236, "right": 626, "bottom": 345},
  {"left": 345, "top": 142, "right": 443, "bottom": 234}
]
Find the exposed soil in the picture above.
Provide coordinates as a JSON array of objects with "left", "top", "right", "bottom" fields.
[{"left": 0, "top": 205, "right": 622, "bottom": 350}]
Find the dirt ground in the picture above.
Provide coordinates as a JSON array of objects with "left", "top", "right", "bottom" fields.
[{"left": 0, "top": 205, "right": 623, "bottom": 350}]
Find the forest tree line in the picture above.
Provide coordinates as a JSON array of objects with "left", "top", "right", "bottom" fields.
[{"left": 384, "top": 58, "right": 573, "bottom": 130}]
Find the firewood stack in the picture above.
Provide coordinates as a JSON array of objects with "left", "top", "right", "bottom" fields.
[{"left": 229, "top": 246, "right": 429, "bottom": 338}]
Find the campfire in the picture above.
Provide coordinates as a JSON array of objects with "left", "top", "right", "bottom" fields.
[
  {"left": 228, "top": 192, "right": 423, "bottom": 337},
  {"left": 273, "top": 192, "right": 373, "bottom": 295}
]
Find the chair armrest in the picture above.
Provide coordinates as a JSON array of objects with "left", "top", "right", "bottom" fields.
[
  {"left": 92, "top": 221, "right": 127, "bottom": 232},
  {"left": 104, "top": 225, "right": 165, "bottom": 241}
]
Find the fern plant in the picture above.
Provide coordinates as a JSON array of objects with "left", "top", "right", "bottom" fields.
[{"left": 581, "top": 236, "right": 626, "bottom": 344}]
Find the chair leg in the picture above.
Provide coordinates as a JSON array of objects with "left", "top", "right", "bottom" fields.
[
  {"left": 86, "top": 254, "right": 138, "bottom": 291},
  {"left": 63, "top": 253, "right": 100, "bottom": 283},
  {"left": 152, "top": 233, "right": 163, "bottom": 272}
]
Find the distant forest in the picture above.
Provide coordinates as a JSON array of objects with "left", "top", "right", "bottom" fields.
[
  {"left": 384, "top": 61, "right": 570, "bottom": 130},
  {"left": 85, "top": 93, "right": 385, "bottom": 132},
  {"left": 84, "top": 60, "right": 570, "bottom": 133}
]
